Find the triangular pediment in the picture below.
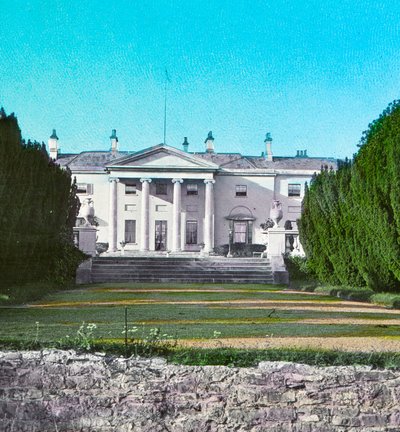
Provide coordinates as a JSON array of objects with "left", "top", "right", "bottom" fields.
[{"left": 107, "top": 145, "right": 219, "bottom": 170}]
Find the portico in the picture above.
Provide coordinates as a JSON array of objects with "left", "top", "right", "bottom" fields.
[{"left": 105, "top": 145, "right": 218, "bottom": 253}]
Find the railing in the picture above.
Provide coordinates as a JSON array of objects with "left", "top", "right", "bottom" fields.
[
  {"left": 73, "top": 229, "right": 79, "bottom": 247},
  {"left": 285, "top": 231, "right": 304, "bottom": 256}
]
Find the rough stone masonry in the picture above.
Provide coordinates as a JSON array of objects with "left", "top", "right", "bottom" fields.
[{"left": 1, "top": 350, "right": 400, "bottom": 431}]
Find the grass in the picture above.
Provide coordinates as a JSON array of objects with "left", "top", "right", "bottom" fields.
[
  {"left": 2, "top": 281, "right": 400, "bottom": 370},
  {"left": 32, "top": 289, "right": 341, "bottom": 304},
  {"left": 2, "top": 338, "right": 400, "bottom": 369},
  {"left": 1, "top": 282, "right": 400, "bottom": 343},
  {"left": 285, "top": 255, "right": 400, "bottom": 309},
  {"left": 0, "top": 280, "right": 72, "bottom": 305}
]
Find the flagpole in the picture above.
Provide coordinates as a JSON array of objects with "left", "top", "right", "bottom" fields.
[{"left": 163, "top": 77, "right": 167, "bottom": 145}]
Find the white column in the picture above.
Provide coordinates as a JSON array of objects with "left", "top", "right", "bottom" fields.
[
  {"left": 203, "top": 179, "right": 215, "bottom": 254},
  {"left": 107, "top": 178, "right": 119, "bottom": 252},
  {"left": 140, "top": 178, "right": 152, "bottom": 251},
  {"left": 172, "top": 178, "right": 183, "bottom": 252},
  {"left": 181, "top": 211, "right": 186, "bottom": 251}
]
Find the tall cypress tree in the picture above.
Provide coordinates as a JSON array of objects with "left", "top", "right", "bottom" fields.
[
  {"left": 0, "top": 110, "right": 84, "bottom": 287},
  {"left": 299, "top": 100, "right": 400, "bottom": 291}
]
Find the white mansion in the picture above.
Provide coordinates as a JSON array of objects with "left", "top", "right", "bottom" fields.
[{"left": 51, "top": 130, "right": 337, "bottom": 254}]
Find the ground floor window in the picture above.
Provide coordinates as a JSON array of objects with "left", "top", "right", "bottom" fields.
[
  {"left": 186, "top": 220, "right": 198, "bottom": 244},
  {"left": 232, "top": 221, "right": 253, "bottom": 244},
  {"left": 155, "top": 220, "right": 167, "bottom": 250},
  {"left": 124, "top": 220, "right": 136, "bottom": 243}
]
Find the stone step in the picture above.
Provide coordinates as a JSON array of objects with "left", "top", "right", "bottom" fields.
[
  {"left": 90, "top": 256, "right": 274, "bottom": 284},
  {"left": 92, "top": 262, "right": 271, "bottom": 268},
  {"left": 94, "top": 259, "right": 269, "bottom": 265},
  {"left": 93, "top": 262, "right": 271, "bottom": 267},
  {"left": 91, "top": 277, "right": 274, "bottom": 284},
  {"left": 91, "top": 272, "right": 273, "bottom": 279},
  {"left": 93, "top": 268, "right": 271, "bottom": 276},
  {"left": 92, "top": 267, "right": 272, "bottom": 273}
]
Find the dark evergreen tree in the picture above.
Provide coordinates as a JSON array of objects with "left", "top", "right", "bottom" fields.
[
  {"left": 299, "top": 100, "right": 400, "bottom": 291},
  {"left": 0, "top": 109, "right": 84, "bottom": 287}
]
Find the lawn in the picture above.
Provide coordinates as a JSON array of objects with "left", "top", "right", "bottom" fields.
[{"left": 1, "top": 282, "right": 400, "bottom": 351}]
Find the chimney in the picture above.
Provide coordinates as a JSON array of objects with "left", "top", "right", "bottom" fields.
[
  {"left": 205, "top": 131, "right": 215, "bottom": 153},
  {"left": 304, "top": 149, "right": 308, "bottom": 157},
  {"left": 182, "top": 137, "right": 189, "bottom": 152},
  {"left": 264, "top": 132, "right": 273, "bottom": 161},
  {"left": 110, "top": 129, "right": 118, "bottom": 153},
  {"left": 48, "top": 129, "right": 59, "bottom": 160}
]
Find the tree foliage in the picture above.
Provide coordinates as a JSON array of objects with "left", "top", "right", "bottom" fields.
[
  {"left": 299, "top": 100, "right": 400, "bottom": 291},
  {"left": 0, "top": 110, "right": 85, "bottom": 287}
]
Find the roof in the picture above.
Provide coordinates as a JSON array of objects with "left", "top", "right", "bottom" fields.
[
  {"left": 193, "top": 153, "right": 337, "bottom": 171},
  {"left": 57, "top": 151, "right": 130, "bottom": 171},
  {"left": 57, "top": 145, "right": 338, "bottom": 172}
]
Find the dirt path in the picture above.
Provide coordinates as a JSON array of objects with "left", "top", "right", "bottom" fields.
[
  {"left": 28, "top": 299, "right": 400, "bottom": 316},
  {"left": 92, "top": 289, "right": 325, "bottom": 294},
  {"left": 177, "top": 336, "right": 400, "bottom": 352}
]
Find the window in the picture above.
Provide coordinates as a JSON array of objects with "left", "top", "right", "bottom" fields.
[
  {"left": 232, "top": 221, "right": 253, "bottom": 244},
  {"left": 77, "top": 183, "right": 93, "bottom": 194},
  {"left": 186, "top": 184, "right": 198, "bottom": 195},
  {"left": 125, "top": 204, "right": 136, "bottom": 212},
  {"left": 234, "top": 222, "right": 247, "bottom": 243},
  {"left": 156, "top": 183, "right": 168, "bottom": 195},
  {"left": 125, "top": 183, "right": 137, "bottom": 195},
  {"left": 156, "top": 205, "right": 167, "bottom": 212},
  {"left": 235, "top": 185, "right": 247, "bottom": 197},
  {"left": 288, "top": 184, "right": 301, "bottom": 197},
  {"left": 186, "top": 220, "right": 198, "bottom": 244},
  {"left": 124, "top": 220, "right": 136, "bottom": 243}
]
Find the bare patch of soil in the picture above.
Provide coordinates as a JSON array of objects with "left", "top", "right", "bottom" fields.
[{"left": 177, "top": 336, "right": 400, "bottom": 352}]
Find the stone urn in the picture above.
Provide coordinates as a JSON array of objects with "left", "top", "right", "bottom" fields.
[
  {"left": 270, "top": 200, "right": 283, "bottom": 227},
  {"left": 81, "top": 198, "right": 95, "bottom": 226}
]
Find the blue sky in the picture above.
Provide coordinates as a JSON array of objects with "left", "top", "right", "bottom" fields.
[{"left": 1, "top": 0, "right": 399, "bottom": 158}]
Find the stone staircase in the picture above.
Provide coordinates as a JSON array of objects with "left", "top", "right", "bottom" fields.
[{"left": 89, "top": 256, "right": 275, "bottom": 284}]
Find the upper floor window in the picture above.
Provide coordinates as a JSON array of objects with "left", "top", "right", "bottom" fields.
[
  {"left": 186, "top": 184, "right": 198, "bottom": 195},
  {"left": 125, "top": 183, "right": 137, "bottom": 195},
  {"left": 235, "top": 185, "right": 247, "bottom": 197},
  {"left": 288, "top": 183, "right": 301, "bottom": 197},
  {"left": 76, "top": 183, "right": 93, "bottom": 194},
  {"left": 156, "top": 183, "right": 168, "bottom": 195}
]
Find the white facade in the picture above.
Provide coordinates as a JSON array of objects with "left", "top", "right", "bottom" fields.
[{"left": 54, "top": 131, "right": 337, "bottom": 254}]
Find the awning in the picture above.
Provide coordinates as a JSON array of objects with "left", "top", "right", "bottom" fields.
[{"left": 225, "top": 213, "right": 256, "bottom": 221}]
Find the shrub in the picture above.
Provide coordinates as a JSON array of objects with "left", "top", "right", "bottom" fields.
[
  {"left": 214, "top": 244, "right": 266, "bottom": 257},
  {"left": 96, "top": 242, "right": 109, "bottom": 255},
  {"left": 314, "top": 285, "right": 374, "bottom": 302}
]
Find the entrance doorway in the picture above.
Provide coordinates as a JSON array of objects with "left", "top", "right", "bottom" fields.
[
  {"left": 155, "top": 220, "right": 167, "bottom": 251},
  {"left": 232, "top": 220, "right": 253, "bottom": 244}
]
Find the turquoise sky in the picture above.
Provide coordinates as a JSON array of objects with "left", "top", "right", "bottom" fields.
[{"left": 1, "top": 0, "right": 399, "bottom": 158}]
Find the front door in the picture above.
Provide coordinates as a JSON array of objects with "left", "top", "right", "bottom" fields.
[{"left": 155, "top": 220, "right": 167, "bottom": 251}]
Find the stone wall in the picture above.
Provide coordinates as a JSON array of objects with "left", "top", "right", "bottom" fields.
[{"left": 1, "top": 350, "right": 400, "bottom": 431}]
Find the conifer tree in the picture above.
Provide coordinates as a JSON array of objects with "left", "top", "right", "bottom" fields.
[
  {"left": 299, "top": 100, "right": 400, "bottom": 291},
  {"left": 0, "top": 110, "right": 84, "bottom": 287}
]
